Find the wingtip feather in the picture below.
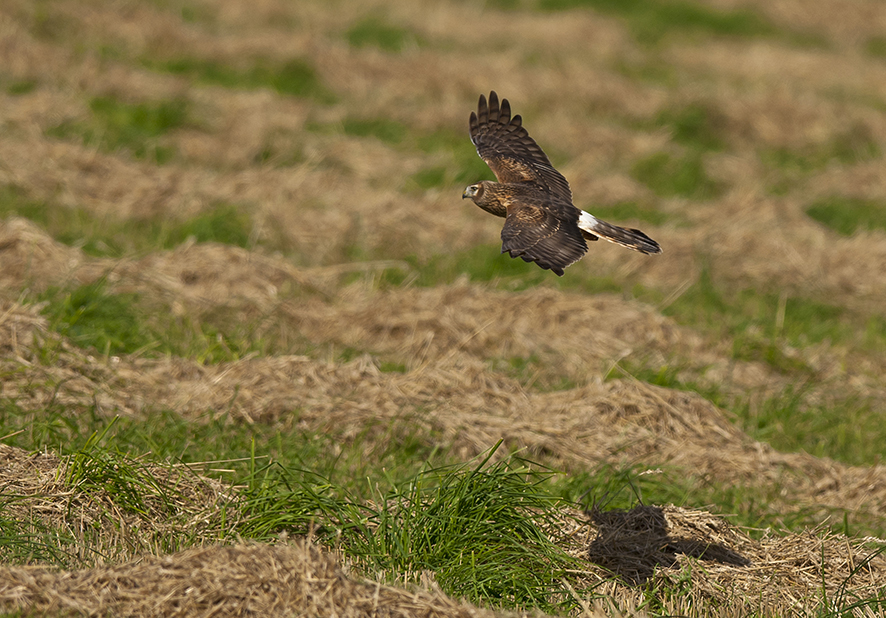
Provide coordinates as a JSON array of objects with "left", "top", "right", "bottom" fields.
[
  {"left": 477, "top": 94, "right": 488, "bottom": 125},
  {"left": 488, "top": 91, "right": 500, "bottom": 120},
  {"left": 499, "top": 98, "right": 511, "bottom": 124}
]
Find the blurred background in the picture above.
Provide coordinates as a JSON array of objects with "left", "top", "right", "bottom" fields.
[{"left": 2, "top": 0, "right": 886, "bottom": 603}]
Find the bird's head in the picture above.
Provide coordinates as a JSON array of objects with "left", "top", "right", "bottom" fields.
[{"left": 462, "top": 183, "right": 484, "bottom": 201}]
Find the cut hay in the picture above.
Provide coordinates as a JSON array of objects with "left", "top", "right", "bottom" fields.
[
  {"left": 0, "top": 540, "right": 569, "bottom": 618},
  {"left": 6, "top": 0, "right": 886, "bottom": 307},
  {"left": 3, "top": 0, "right": 886, "bottom": 614},
  {"left": 0, "top": 218, "right": 884, "bottom": 535},
  {"left": 2, "top": 218, "right": 882, "bottom": 416},
  {"left": 562, "top": 504, "right": 886, "bottom": 617},
  {"left": 1, "top": 440, "right": 883, "bottom": 618},
  {"left": 0, "top": 529, "right": 882, "bottom": 618},
  {"left": 0, "top": 444, "right": 233, "bottom": 567},
  {"left": 2, "top": 290, "right": 886, "bottom": 542}
]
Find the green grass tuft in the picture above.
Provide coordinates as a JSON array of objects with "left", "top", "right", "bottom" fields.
[
  {"left": 537, "top": 0, "right": 776, "bottom": 43},
  {"left": 46, "top": 96, "right": 189, "bottom": 164},
  {"left": 151, "top": 57, "right": 336, "bottom": 102},
  {"left": 234, "top": 444, "right": 586, "bottom": 613},
  {"left": 342, "top": 117, "right": 408, "bottom": 144},
  {"left": 612, "top": 57, "right": 677, "bottom": 85},
  {"left": 864, "top": 36, "right": 886, "bottom": 59},
  {"left": 268, "top": 59, "right": 335, "bottom": 100},
  {"left": 163, "top": 203, "right": 253, "bottom": 248},
  {"left": 409, "top": 166, "right": 448, "bottom": 190},
  {"left": 805, "top": 196, "right": 886, "bottom": 236},
  {"left": 65, "top": 424, "right": 177, "bottom": 519},
  {"left": 378, "top": 360, "right": 408, "bottom": 373},
  {"left": 761, "top": 123, "right": 881, "bottom": 175},
  {"left": 731, "top": 338, "right": 814, "bottom": 375},
  {"left": 0, "top": 507, "right": 80, "bottom": 567},
  {"left": 3, "top": 78, "right": 37, "bottom": 96},
  {"left": 39, "top": 279, "right": 153, "bottom": 356},
  {"left": 147, "top": 0, "right": 212, "bottom": 23},
  {"left": 631, "top": 150, "right": 723, "bottom": 199},
  {"left": 661, "top": 264, "right": 865, "bottom": 351},
  {"left": 344, "top": 451, "right": 581, "bottom": 613},
  {"left": 346, "top": 17, "right": 418, "bottom": 52},
  {"left": 417, "top": 128, "right": 494, "bottom": 186},
  {"left": 89, "top": 96, "right": 187, "bottom": 137},
  {"left": 34, "top": 277, "right": 274, "bottom": 362},
  {"left": 586, "top": 200, "right": 672, "bottom": 226},
  {"left": 0, "top": 187, "right": 255, "bottom": 257},
  {"left": 654, "top": 103, "right": 727, "bottom": 151}
]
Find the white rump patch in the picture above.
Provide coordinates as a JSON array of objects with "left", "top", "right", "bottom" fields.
[{"left": 578, "top": 210, "right": 599, "bottom": 234}]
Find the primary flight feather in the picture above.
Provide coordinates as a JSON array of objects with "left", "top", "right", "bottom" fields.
[{"left": 463, "top": 91, "right": 661, "bottom": 276}]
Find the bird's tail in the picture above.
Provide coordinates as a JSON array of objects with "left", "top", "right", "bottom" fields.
[{"left": 578, "top": 211, "right": 662, "bottom": 255}]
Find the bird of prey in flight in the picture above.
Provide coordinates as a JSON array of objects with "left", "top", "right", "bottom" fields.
[{"left": 463, "top": 91, "right": 661, "bottom": 276}]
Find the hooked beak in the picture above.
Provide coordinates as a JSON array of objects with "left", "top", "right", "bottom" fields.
[{"left": 462, "top": 189, "right": 470, "bottom": 199}]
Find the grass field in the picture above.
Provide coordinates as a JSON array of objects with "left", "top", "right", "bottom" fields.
[{"left": 2, "top": 0, "right": 886, "bottom": 615}]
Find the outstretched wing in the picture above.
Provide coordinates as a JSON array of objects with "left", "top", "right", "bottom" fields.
[
  {"left": 469, "top": 91, "right": 573, "bottom": 204},
  {"left": 500, "top": 200, "right": 587, "bottom": 276}
]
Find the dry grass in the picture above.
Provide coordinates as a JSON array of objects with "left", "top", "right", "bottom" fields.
[
  {"left": 4, "top": 0, "right": 886, "bottom": 289},
  {"left": 0, "top": 444, "right": 232, "bottom": 566},
  {"left": 1, "top": 524, "right": 882, "bottom": 618},
  {"left": 2, "top": 518, "right": 884, "bottom": 617},
  {"left": 2, "top": 280, "right": 886, "bottom": 540},
  {"left": 563, "top": 504, "right": 886, "bottom": 616},
  {"left": 0, "top": 539, "right": 560, "bottom": 618},
  {"left": 1, "top": 441, "right": 884, "bottom": 617},
  {"left": 3, "top": 0, "right": 886, "bottom": 614}
]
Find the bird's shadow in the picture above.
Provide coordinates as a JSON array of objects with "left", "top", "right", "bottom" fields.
[{"left": 585, "top": 504, "right": 750, "bottom": 586}]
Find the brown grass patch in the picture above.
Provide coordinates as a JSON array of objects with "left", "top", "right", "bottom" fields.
[
  {"left": 1, "top": 441, "right": 883, "bottom": 617},
  {"left": 2, "top": 284, "right": 885, "bottom": 535},
  {"left": 0, "top": 222, "right": 883, "bottom": 534},
  {"left": 6, "top": 215, "right": 883, "bottom": 428},
  {"left": 567, "top": 504, "right": 886, "bottom": 616},
  {"left": 0, "top": 539, "right": 560, "bottom": 618},
  {"left": 6, "top": 0, "right": 886, "bottom": 309},
  {"left": 3, "top": 0, "right": 886, "bottom": 613},
  {"left": 0, "top": 444, "right": 232, "bottom": 567}
]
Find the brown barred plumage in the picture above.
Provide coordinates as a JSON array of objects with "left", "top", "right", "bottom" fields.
[{"left": 463, "top": 92, "right": 661, "bottom": 276}]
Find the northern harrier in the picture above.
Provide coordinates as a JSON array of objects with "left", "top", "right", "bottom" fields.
[{"left": 463, "top": 91, "right": 661, "bottom": 276}]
